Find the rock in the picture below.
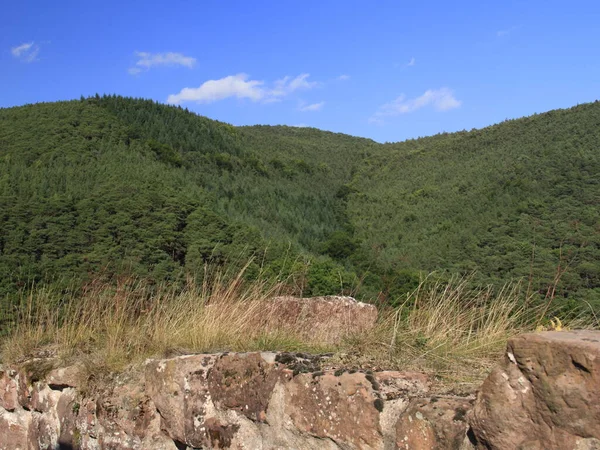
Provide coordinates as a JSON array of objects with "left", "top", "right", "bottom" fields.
[
  {"left": 29, "top": 411, "right": 60, "bottom": 450},
  {"left": 0, "top": 407, "right": 31, "bottom": 450},
  {"left": 56, "top": 387, "right": 79, "bottom": 447},
  {"left": 470, "top": 330, "right": 600, "bottom": 450},
  {"left": 207, "top": 352, "right": 291, "bottom": 422},
  {"left": 373, "top": 371, "right": 430, "bottom": 400},
  {"left": 10, "top": 335, "right": 598, "bottom": 449},
  {"left": 16, "top": 358, "right": 57, "bottom": 409},
  {"left": 0, "top": 367, "right": 19, "bottom": 411},
  {"left": 46, "top": 364, "right": 85, "bottom": 390},
  {"left": 145, "top": 353, "right": 221, "bottom": 448},
  {"left": 395, "top": 397, "right": 473, "bottom": 450},
  {"left": 267, "top": 296, "right": 378, "bottom": 343},
  {"left": 284, "top": 370, "right": 383, "bottom": 449},
  {"left": 30, "top": 382, "right": 62, "bottom": 413},
  {"left": 95, "top": 373, "right": 173, "bottom": 449}
]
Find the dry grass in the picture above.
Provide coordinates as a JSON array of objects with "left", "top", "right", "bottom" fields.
[
  {"left": 351, "top": 278, "right": 537, "bottom": 385},
  {"left": 1, "top": 267, "right": 334, "bottom": 372},
  {"left": 1, "top": 270, "right": 593, "bottom": 388}
]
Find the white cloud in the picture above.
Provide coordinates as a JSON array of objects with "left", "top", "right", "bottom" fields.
[
  {"left": 407, "top": 57, "right": 416, "bottom": 67},
  {"left": 167, "top": 73, "right": 318, "bottom": 105},
  {"left": 269, "top": 74, "right": 318, "bottom": 99},
  {"left": 11, "top": 42, "right": 40, "bottom": 62},
  {"left": 167, "top": 73, "right": 264, "bottom": 104},
  {"left": 129, "top": 51, "right": 196, "bottom": 74},
  {"left": 337, "top": 74, "right": 350, "bottom": 81},
  {"left": 370, "top": 88, "right": 461, "bottom": 123},
  {"left": 299, "top": 101, "right": 325, "bottom": 112}
]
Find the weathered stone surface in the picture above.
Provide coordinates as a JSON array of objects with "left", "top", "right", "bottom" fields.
[
  {"left": 46, "top": 363, "right": 85, "bottom": 390},
  {"left": 145, "top": 353, "right": 221, "bottom": 448},
  {"left": 31, "top": 381, "right": 62, "bottom": 413},
  {"left": 0, "top": 367, "right": 19, "bottom": 411},
  {"left": 373, "top": 371, "right": 430, "bottom": 400},
  {"left": 57, "top": 387, "right": 79, "bottom": 447},
  {"left": 0, "top": 407, "right": 31, "bottom": 450},
  {"left": 10, "top": 335, "right": 599, "bottom": 450},
  {"left": 16, "top": 368, "right": 32, "bottom": 410},
  {"left": 208, "top": 352, "right": 291, "bottom": 422},
  {"left": 395, "top": 397, "right": 473, "bottom": 450},
  {"left": 268, "top": 296, "right": 378, "bottom": 343},
  {"left": 28, "top": 411, "right": 60, "bottom": 450},
  {"left": 16, "top": 358, "right": 56, "bottom": 409},
  {"left": 284, "top": 370, "right": 383, "bottom": 449},
  {"left": 470, "top": 330, "right": 600, "bottom": 450}
]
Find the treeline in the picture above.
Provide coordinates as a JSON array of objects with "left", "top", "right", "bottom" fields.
[{"left": 1, "top": 95, "right": 599, "bottom": 324}]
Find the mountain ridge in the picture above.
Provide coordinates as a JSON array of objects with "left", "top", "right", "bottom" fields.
[{"left": 1, "top": 95, "right": 599, "bottom": 317}]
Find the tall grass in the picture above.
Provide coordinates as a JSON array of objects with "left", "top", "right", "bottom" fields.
[{"left": 1, "top": 270, "right": 593, "bottom": 387}]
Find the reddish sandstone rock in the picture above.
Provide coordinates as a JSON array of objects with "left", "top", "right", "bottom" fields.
[
  {"left": 284, "top": 370, "right": 383, "bottom": 449},
  {"left": 46, "top": 364, "right": 84, "bottom": 390},
  {"left": 56, "top": 388, "right": 79, "bottom": 447},
  {"left": 470, "top": 330, "right": 600, "bottom": 450},
  {"left": 395, "top": 397, "right": 473, "bottom": 450},
  {"left": 267, "top": 296, "right": 378, "bottom": 343},
  {"left": 28, "top": 411, "right": 60, "bottom": 450},
  {"left": 207, "top": 352, "right": 291, "bottom": 422},
  {"left": 0, "top": 367, "right": 19, "bottom": 411},
  {"left": 0, "top": 407, "right": 31, "bottom": 450},
  {"left": 145, "top": 354, "right": 224, "bottom": 448},
  {"left": 373, "top": 371, "right": 430, "bottom": 400},
  {"left": 30, "top": 382, "right": 62, "bottom": 413}
]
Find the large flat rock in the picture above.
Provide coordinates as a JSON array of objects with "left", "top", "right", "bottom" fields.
[{"left": 267, "top": 295, "right": 378, "bottom": 343}]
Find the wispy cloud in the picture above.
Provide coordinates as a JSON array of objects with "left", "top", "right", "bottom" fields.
[
  {"left": 167, "top": 73, "right": 319, "bottom": 105},
  {"left": 337, "top": 74, "right": 350, "bottom": 81},
  {"left": 369, "top": 88, "right": 461, "bottom": 124},
  {"left": 11, "top": 42, "right": 40, "bottom": 63},
  {"left": 497, "top": 26, "right": 518, "bottom": 38},
  {"left": 268, "top": 74, "right": 318, "bottom": 100},
  {"left": 394, "top": 57, "right": 416, "bottom": 69},
  {"left": 299, "top": 101, "right": 325, "bottom": 112},
  {"left": 129, "top": 51, "right": 196, "bottom": 75}
]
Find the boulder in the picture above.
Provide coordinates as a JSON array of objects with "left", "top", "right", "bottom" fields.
[
  {"left": 267, "top": 296, "right": 378, "bottom": 343},
  {"left": 470, "top": 330, "right": 600, "bottom": 450}
]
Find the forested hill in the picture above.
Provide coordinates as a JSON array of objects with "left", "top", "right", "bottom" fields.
[{"left": 1, "top": 96, "right": 599, "bottom": 312}]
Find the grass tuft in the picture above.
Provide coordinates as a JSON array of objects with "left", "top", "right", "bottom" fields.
[{"left": 1, "top": 270, "right": 594, "bottom": 389}]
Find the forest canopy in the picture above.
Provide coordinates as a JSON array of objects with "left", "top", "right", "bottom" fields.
[{"left": 1, "top": 95, "right": 599, "bottom": 321}]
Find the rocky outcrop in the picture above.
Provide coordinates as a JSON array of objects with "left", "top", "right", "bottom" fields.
[
  {"left": 267, "top": 296, "right": 378, "bottom": 343},
  {"left": 469, "top": 330, "right": 600, "bottom": 450},
  {"left": 0, "top": 351, "right": 473, "bottom": 450},
  {"left": 1, "top": 330, "right": 599, "bottom": 449}
]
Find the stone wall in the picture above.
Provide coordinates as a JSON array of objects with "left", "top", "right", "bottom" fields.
[{"left": 1, "top": 330, "right": 599, "bottom": 449}]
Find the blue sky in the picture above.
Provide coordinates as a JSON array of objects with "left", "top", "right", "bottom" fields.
[{"left": 2, "top": 1, "right": 599, "bottom": 143}]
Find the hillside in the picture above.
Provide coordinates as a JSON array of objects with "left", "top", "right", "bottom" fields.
[
  {"left": 1, "top": 96, "right": 599, "bottom": 319},
  {"left": 348, "top": 102, "right": 600, "bottom": 307}
]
